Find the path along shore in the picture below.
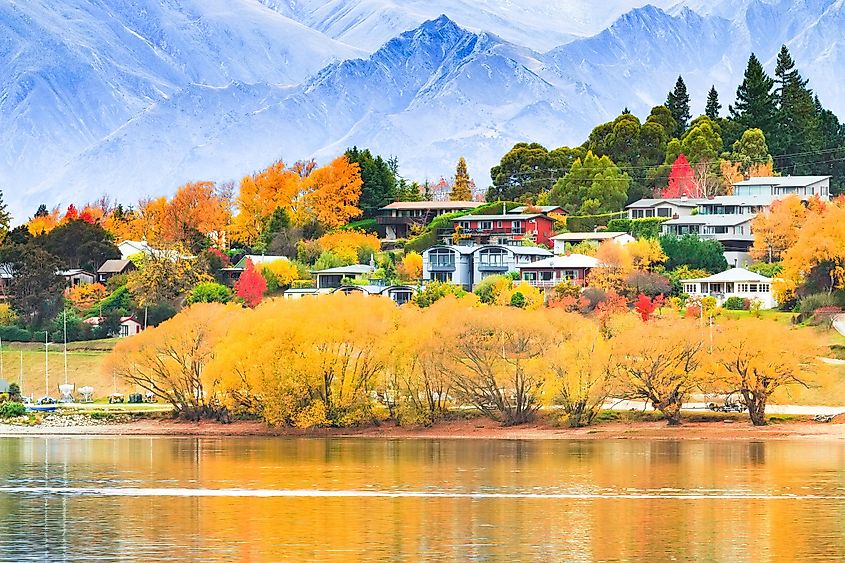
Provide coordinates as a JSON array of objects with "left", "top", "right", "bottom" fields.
[{"left": 1, "top": 415, "right": 844, "bottom": 441}]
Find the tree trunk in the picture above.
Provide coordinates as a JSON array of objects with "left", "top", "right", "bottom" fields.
[{"left": 748, "top": 397, "right": 767, "bottom": 426}]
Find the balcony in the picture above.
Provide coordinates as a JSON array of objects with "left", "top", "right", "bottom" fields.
[
  {"left": 477, "top": 261, "right": 509, "bottom": 272},
  {"left": 377, "top": 216, "right": 423, "bottom": 226},
  {"left": 428, "top": 261, "right": 456, "bottom": 272}
]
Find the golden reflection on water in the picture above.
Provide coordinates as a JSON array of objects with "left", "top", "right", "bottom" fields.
[{"left": 0, "top": 437, "right": 843, "bottom": 561}]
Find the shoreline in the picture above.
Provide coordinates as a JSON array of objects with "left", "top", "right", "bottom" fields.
[{"left": 1, "top": 417, "right": 844, "bottom": 441}]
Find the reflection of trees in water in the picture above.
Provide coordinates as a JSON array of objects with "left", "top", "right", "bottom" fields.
[{"left": 748, "top": 441, "right": 766, "bottom": 465}]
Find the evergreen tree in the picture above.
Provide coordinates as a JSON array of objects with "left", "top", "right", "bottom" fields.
[
  {"left": 450, "top": 157, "right": 473, "bottom": 201},
  {"left": 729, "top": 53, "right": 776, "bottom": 140},
  {"left": 772, "top": 45, "right": 819, "bottom": 173},
  {"left": 705, "top": 86, "right": 722, "bottom": 119},
  {"left": 34, "top": 204, "right": 49, "bottom": 218},
  {"left": 665, "top": 76, "right": 691, "bottom": 136},
  {"left": 344, "top": 147, "right": 397, "bottom": 217},
  {"left": 0, "top": 191, "right": 10, "bottom": 240}
]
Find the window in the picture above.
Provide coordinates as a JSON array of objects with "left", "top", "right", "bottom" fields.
[
  {"left": 523, "top": 272, "right": 537, "bottom": 281},
  {"left": 657, "top": 208, "right": 671, "bottom": 217},
  {"left": 564, "top": 270, "right": 577, "bottom": 280},
  {"left": 496, "top": 221, "right": 503, "bottom": 228},
  {"left": 645, "top": 209, "right": 655, "bottom": 218},
  {"left": 540, "top": 271, "right": 553, "bottom": 282},
  {"left": 512, "top": 221, "right": 523, "bottom": 234},
  {"left": 478, "top": 248, "right": 508, "bottom": 267},
  {"left": 710, "top": 226, "right": 728, "bottom": 234},
  {"left": 429, "top": 248, "right": 455, "bottom": 269},
  {"left": 480, "top": 221, "right": 493, "bottom": 230},
  {"left": 432, "top": 271, "right": 452, "bottom": 283}
]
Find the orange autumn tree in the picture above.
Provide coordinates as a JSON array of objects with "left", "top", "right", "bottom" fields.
[
  {"left": 27, "top": 207, "right": 60, "bottom": 235},
  {"left": 750, "top": 194, "right": 808, "bottom": 262},
  {"left": 776, "top": 199, "right": 845, "bottom": 302},
  {"left": 162, "top": 181, "right": 231, "bottom": 247},
  {"left": 293, "top": 156, "right": 363, "bottom": 228},
  {"left": 316, "top": 230, "right": 380, "bottom": 264},
  {"left": 231, "top": 160, "right": 301, "bottom": 245},
  {"left": 65, "top": 283, "right": 108, "bottom": 312},
  {"left": 587, "top": 240, "right": 633, "bottom": 293},
  {"left": 398, "top": 252, "right": 423, "bottom": 281}
]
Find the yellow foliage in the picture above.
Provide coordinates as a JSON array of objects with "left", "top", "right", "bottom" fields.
[
  {"left": 65, "top": 283, "right": 108, "bottom": 312},
  {"left": 107, "top": 303, "right": 240, "bottom": 419},
  {"left": 588, "top": 240, "right": 633, "bottom": 292},
  {"left": 293, "top": 156, "right": 363, "bottom": 229},
  {"left": 230, "top": 160, "right": 301, "bottom": 245},
  {"left": 27, "top": 208, "right": 60, "bottom": 235},
  {"left": 398, "top": 252, "right": 423, "bottom": 282},
  {"left": 750, "top": 194, "right": 807, "bottom": 262},
  {"left": 626, "top": 238, "right": 666, "bottom": 271},
  {"left": 316, "top": 230, "right": 379, "bottom": 264},
  {"left": 262, "top": 259, "right": 299, "bottom": 288},
  {"left": 776, "top": 200, "right": 845, "bottom": 302},
  {"left": 0, "top": 303, "right": 16, "bottom": 325}
]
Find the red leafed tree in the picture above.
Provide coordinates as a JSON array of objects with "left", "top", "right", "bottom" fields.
[
  {"left": 63, "top": 204, "right": 80, "bottom": 222},
  {"left": 234, "top": 258, "right": 266, "bottom": 308},
  {"left": 634, "top": 293, "right": 657, "bottom": 322},
  {"left": 661, "top": 154, "right": 697, "bottom": 198}
]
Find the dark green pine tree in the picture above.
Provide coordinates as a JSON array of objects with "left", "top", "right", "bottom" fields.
[
  {"left": 729, "top": 53, "right": 777, "bottom": 142},
  {"left": 344, "top": 147, "right": 398, "bottom": 218},
  {"left": 772, "top": 45, "right": 819, "bottom": 173},
  {"left": 0, "top": 190, "right": 11, "bottom": 236},
  {"left": 813, "top": 95, "right": 845, "bottom": 195},
  {"left": 665, "top": 76, "right": 691, "bottom": 136},
  {"left": 705, "top": 86, "right": 722, "bottom": 119}
]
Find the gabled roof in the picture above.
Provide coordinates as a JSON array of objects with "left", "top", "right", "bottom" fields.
[
  {"left": 508, "top": 205, "right": 564, "bottom": 214},
  {"left": 683, "top": 267, "right": 772, "bottom": 284},
  {"left": 732, "top": 175, "right": 830, "bottom": 187},
  {"left": 380, "top": 201, "right": 483, "bottom": 210},
  {"left": 663, "top": 215, "right": 755, "bottom": 227},
  {"left": 97, "top": 260, "right": 133, "bottom": 274},
  {"left": 233, "top": 255, "right": 288, "bottom": 269},
  {"left": 311, "top": 264, "right": 375, "bottom": 275},
  {"left": 551, "top": 231, "right": 632, "bottom": 241},
  {"left": 60, "top": 269, "right": 94, "bottom": 277},
  {"left": 452, "top": 214, "right": 548, "bottom": 221},
  {"left": 520, "top": 254, "right": 599, "bottom": 269},
  {"left": 626, "top": 198, "right": 701, "bottom": 208}
]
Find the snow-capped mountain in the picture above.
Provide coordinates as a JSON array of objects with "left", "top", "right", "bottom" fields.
[
  {"left": 261, "top": 0, "right": 679, "bottom": 51},
  {"left": 3, "top": 0, "right": 845, "bottom": 219}
]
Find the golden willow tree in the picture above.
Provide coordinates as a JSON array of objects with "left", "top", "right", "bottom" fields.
[
  {"left": 107, "top": 303, "right": 240, "bottom": 420},
  {"left": 709, "top": 320, "right": 822, "bottom": 426}
]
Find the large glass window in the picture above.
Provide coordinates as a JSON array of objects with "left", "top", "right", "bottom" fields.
[
  {"left": 540, "top": 271, "right": 553, "bottom": 281},
  {"left": 480, "top": 221, "right": 493, "bottom": 230},
  {"left": 478, "top": 248, "right": 508, "bottom": 267},
  {"left": 429, "top": 248, "right": 455, "bottom": 268},
  {"left": 511, "top": 221, "right": 523, "bottom": 234},
  {"left": 432, "top": 271, "right": 452, "bottom": 283}
]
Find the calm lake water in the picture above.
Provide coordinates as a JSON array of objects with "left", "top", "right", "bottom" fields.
[{"left": 0, "top": 437, "right": 843, "bottom": 562}]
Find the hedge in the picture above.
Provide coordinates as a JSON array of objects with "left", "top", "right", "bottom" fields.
[
  {"left": 606, "top": 217, "right": 670, "bottom": 239},
  {"left": 562, "top": 212, "right": 626, "bottom": 233}
]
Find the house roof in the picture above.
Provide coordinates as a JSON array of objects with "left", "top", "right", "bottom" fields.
[
  {"left": 662, "top": 214, "right": 756, "bottom": 227},
  {"left": 520, "top": 254, "right": 599, "bottom": 269},
  {"left": 683, "top": 267, "right": 772, "bottom": 284},
  {"left": 120, "top": 316, "right": 141, "bottom": 324},
  {"left": 380, "top": 201, "right": 483, "bottom": 211},
  {"left": 551, "top": 231, "right": 632, "bottom": 241},
  {"left": 97, "top": 260, "right": 133, "bottom": 274},
  {"left": 233, "top": 255, "right": 288, "bottom": 269},
  {"left": 626, "top": 198, "right": 700, "bottom": 208},
  {"left": 697, "top": 195, "right": 776, "bottom": 206},
  {"left": 452, "top": 214, "right": 548, "bottom": 221},
  {"left": 311, "top": 264, "right": 375, "bottom": 275},
  {"left": 473, "top": 245, "right": 552, "bottom": 256},
  {"left": 508, "top": 205, "right": 564, "bottom": 214},
  {"left": 60, "top": 269, "right": 94, "bottom": 277},
  {"left": 0, "top": 265, "right": 12, "bottom": 280},
  {"left": 732, "top": 175, "right": 830, "bottom": 187}
]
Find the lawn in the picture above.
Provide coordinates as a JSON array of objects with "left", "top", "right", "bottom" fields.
[{"left": 0, "top": 339, "right": 130, "bottom": 400}]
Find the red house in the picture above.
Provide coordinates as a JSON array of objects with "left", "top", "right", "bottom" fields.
[{"left": 450, "top": 214, "right": 556, "bottom": 247}]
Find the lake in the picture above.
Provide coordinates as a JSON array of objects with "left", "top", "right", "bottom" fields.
[{"left": 0, "top": 437, "right": 843, "bottom": 561}]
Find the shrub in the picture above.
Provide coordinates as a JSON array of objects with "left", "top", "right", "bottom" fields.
[
  {"left": 798, "top": 293, "right": 845, "bottom": 317},
  {"left": 724, "top": 296, "right": 748, "bottom": 311},
  {"left": 607, "top": 217, "right": 669, "bottom": 239},
  {"left": 565, "top": 212, "right": 625, "bottom": 233},
  {"left": 0, "top": 326, "right": 32, "bottom": 342},
  {"left": 0, "top": 402, "right": 26, "bottom": 418},
  {"left": 187, "top": 282, "right": 232, "bottom": 304}
]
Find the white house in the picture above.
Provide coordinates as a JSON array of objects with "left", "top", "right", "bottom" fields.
[
  {"left": 551, "top": 232, "right": 635, "bottom": 254},
  {"left": 732, "top": 175, "right": 830, "bottom": 200},
  {"left": 682, "top": 268, "right": 777, "bottom": 309},
  {"left": 311, "top": 264, "right": 376, "bottom": 290},
  {"left": 518, "top": 254, "right": 600, "bottom": 289},
  {"left": 625, "top": 198, "right": 699, "bottom": 219},
  {"left": 422, "top": 244, "right": 552, "bottom": 290},
  {"left": 661, "top": 214, "right": 756, "bottom": 267}
]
